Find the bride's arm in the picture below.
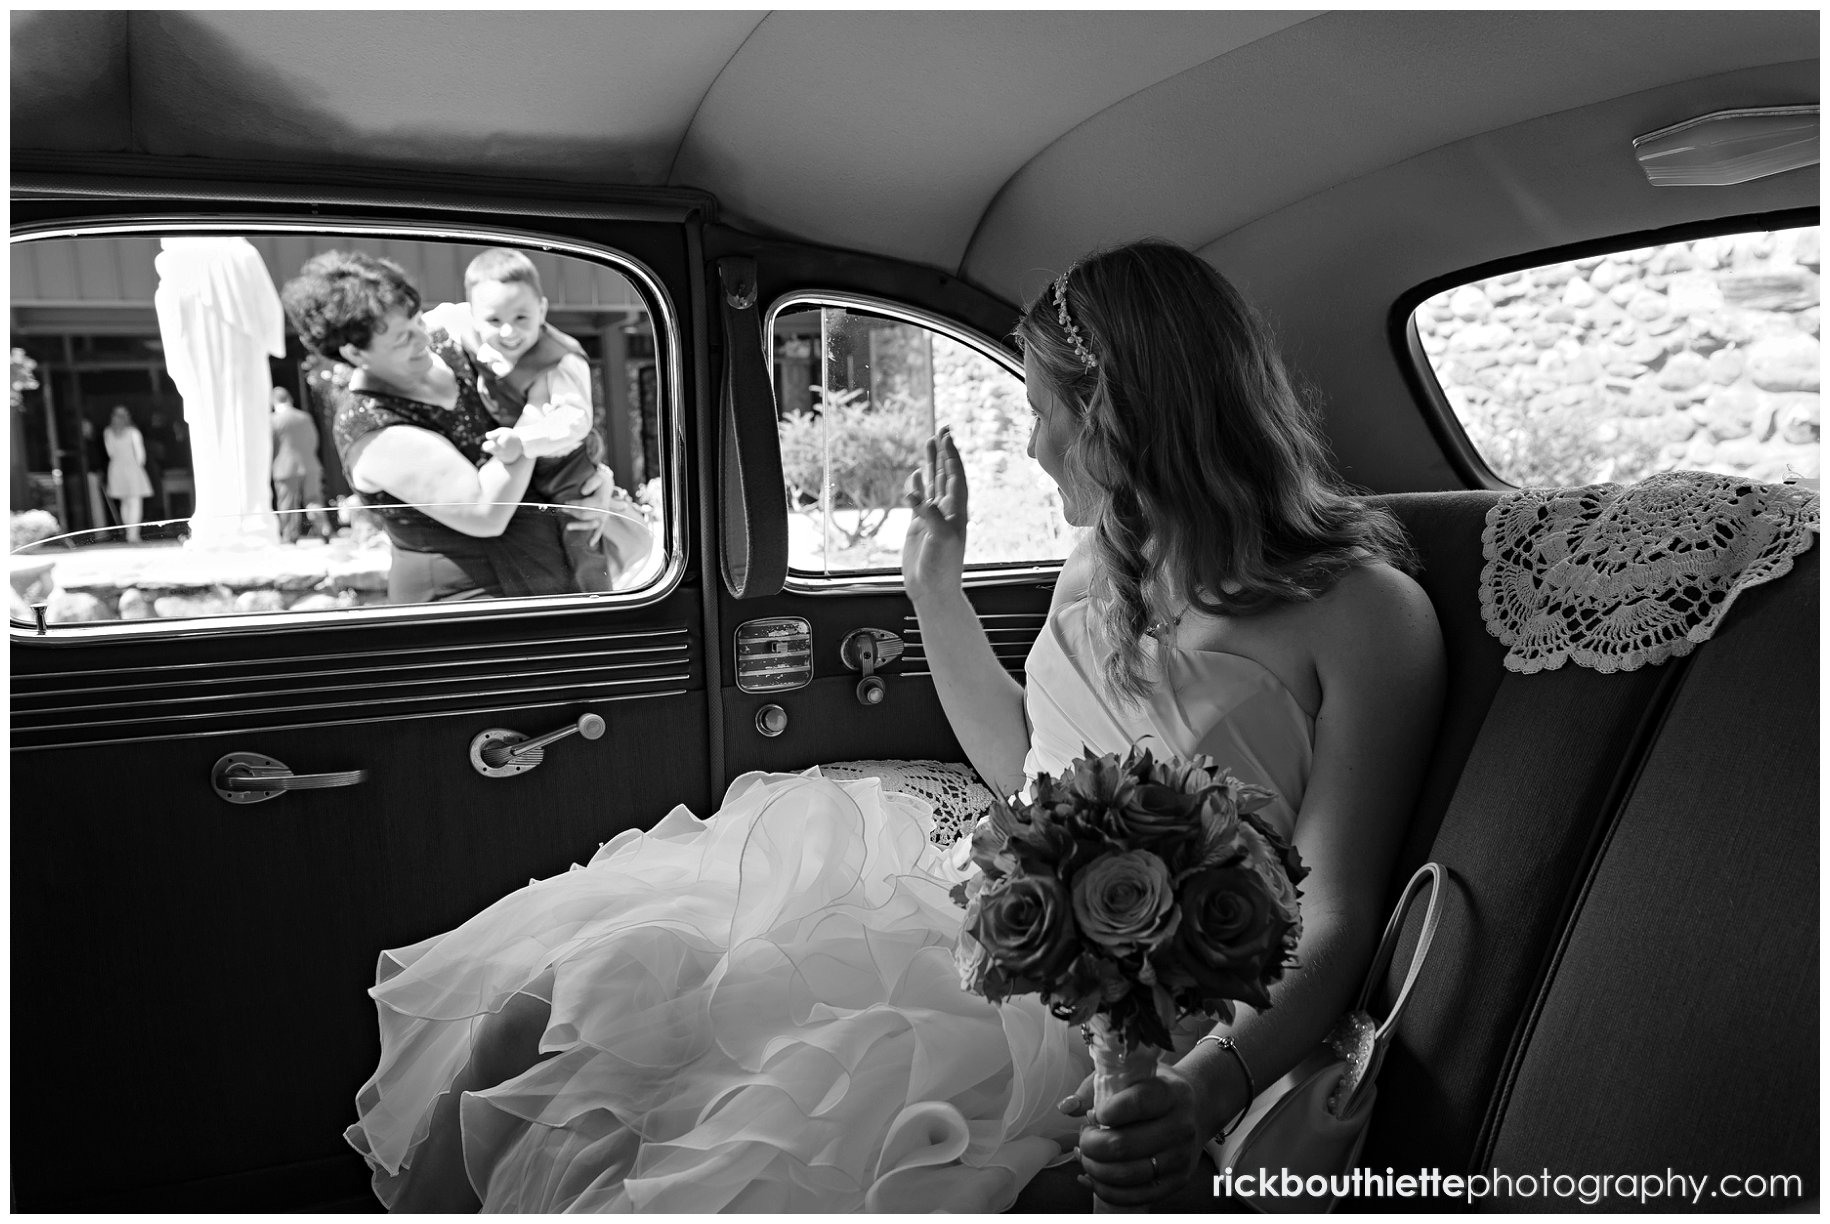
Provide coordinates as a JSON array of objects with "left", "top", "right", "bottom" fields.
[
  {"left": 1074, "top": 563, "right": 1446, "bottom": 1207},
  {"left": 901, "top": 429, "right": 1032, "bottom": 800}
]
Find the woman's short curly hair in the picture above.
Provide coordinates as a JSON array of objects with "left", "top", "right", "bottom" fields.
[{"left": 280, "top": 250, "right": 421, "bottom": 358}]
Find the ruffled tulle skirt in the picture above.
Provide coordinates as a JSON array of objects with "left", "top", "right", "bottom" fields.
[{"left": 345, "top": 770, "right": 1091, "bottom": 1212}]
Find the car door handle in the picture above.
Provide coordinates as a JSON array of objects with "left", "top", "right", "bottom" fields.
[{"left": 212, "top": 751, "right": 368, "bottom": 803}]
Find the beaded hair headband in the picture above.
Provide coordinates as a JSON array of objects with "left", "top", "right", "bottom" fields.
[{"left": 1053, "top": 271, "right": 1098, "bottom": 371}]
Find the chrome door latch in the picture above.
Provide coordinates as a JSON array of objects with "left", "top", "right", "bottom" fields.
[
  {"left": 212, "top": 752, "right": 368, "bottom": 804},
  {"left": 840, "top": 628, "right": 903, "bottom": 706},
  {"left": 470, "top": 712, "right": 606, "bottom": 778}
]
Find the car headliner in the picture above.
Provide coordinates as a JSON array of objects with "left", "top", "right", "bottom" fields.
[{"left": 11, "top": 9, "right": 1819, "bottom": 489}]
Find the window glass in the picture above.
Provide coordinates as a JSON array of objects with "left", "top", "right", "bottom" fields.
[
  {"left": 772, "top": 302, "right": 1073, "bottom": 576},
  {"left": 10, "top": 231, "right": 675, "bottom": 631},
  {"left": 10, "top": 504, "right": 654, "bottom": 627},
  {"left": 1415, "top": 225, "right": 1819, "bottom": 487}
]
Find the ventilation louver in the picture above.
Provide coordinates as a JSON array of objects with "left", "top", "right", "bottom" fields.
[{"left": 734, "top": 617, "right": 813, "bottom": 693}]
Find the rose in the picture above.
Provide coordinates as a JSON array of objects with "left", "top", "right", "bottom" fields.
[
  {"left": 1157, "top": 864, "right": 1294, "bottom": 1011},
  {"left": 966, "top": 870, "right": 1079, "bottom": 988},
  {"left": 1071, "top": 849, "right": 1181, "bottom": 958},
  {"left": 1110, "top": 778, "right": 1205, "bottom": 844},
  {"left": 1107, "top": 750, "right": 1209, "bottom": 858},
  {"left": 1239, "top": 810, "right": 1309, "bottom": 892},
  {"left": 1237, "top": 819, "right": 1304, "bottom": 932}
]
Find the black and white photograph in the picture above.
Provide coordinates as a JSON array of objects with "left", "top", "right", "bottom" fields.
[{"left": 9, "top": 9, "right": 1819, "bottom": 1214}]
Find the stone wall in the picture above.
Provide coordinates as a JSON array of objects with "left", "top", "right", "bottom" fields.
[
  {"left": 1418, "top": 225, "right": 1819, "bottom": 488},
  {"left": 10, "top": 540, "right": 392, "bottom": 626}
]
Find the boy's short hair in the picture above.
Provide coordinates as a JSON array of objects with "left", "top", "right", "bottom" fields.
[{"left": 464, "top": 247, "right": 544, "bottom": 298}]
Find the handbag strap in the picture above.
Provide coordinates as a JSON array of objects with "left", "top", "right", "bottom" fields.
[{"left": 1354, "top": 861, "right": 1447, "bottom": 1041}]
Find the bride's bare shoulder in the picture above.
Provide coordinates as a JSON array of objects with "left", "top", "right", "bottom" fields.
[{"left": 1312, "top": 561, "right": 1443, "bottom": 673}]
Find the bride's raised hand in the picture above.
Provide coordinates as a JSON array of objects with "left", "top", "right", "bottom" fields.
[{"left": 901, "top": 428, "right": 968, "bottom": 605}]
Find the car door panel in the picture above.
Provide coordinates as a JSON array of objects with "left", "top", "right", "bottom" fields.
[
  {"left": 12, "top": 601, "right": 714, "bottom": 1209},
  {"left": 718, "top": 580, "right": 1055, "bottom": 780},
  {"left": 11, "top": 191, "right": 714, "bottom": 1210},
  {"left": 704, "top": 234, "right": 1061, "bottom": 785}
]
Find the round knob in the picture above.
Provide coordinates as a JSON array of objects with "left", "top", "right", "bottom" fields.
[
  {"left": 578, "top": 713, "right": 606, "bottom": 741},
  {"left": 756, "top": 704, "right": 789, "bottom": 737},
  {"left": 857, "top": 675, "right": 887, "bottom": 706}
]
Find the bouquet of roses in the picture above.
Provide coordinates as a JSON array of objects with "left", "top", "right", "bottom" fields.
[{"left": 951, "top": 743, "right": 1306, "bottom": 1181}]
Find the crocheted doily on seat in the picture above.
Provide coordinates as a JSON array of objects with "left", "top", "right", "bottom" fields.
[
  {"left": 1480, "top": 470, "right": 1820, "bottom": 675},
  {"left": 817, "top": 759, "right": 998, "bottom": 847}
]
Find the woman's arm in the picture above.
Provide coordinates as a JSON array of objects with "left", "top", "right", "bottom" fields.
[
  {"left": 345, "top": 424, "right": 536, "bottom": 538},
  {"left": 901, "top": 429, "right": 1032, "bottom": 799},
  {"left": 1075, "top": 563, "right": 1446, "bottom": 1206}
]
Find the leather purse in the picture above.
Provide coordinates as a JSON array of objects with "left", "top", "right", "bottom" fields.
[{"left": 1205, "top": 861, "right": 1447, "bottom": 1213}]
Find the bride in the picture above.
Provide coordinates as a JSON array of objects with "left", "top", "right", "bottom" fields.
[{"left": 345, "top": 239, "right": 1445, "bottom": 1212}]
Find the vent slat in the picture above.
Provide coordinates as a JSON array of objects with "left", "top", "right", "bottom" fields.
[{"left": 12, "top": 625, "right": 697, "bottom": 749}]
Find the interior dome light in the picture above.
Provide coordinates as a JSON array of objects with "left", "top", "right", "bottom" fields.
[{"left": 1633, "top": 105, "right": 1818, "bottom": 187}]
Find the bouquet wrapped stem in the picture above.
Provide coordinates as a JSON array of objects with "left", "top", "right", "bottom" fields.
[{"left": 1086, "top": 1014, "right": 1159, "bottom": 1214}]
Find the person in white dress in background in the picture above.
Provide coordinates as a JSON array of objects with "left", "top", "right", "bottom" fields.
[
  {"left": 102, "top": 404, "right": 154, "bottom": 543},
  {"left": 345, "top": 239, "right": 1445, "bottom": 1212}
]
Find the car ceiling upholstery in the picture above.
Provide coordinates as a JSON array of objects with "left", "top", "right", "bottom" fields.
[
  {"left": 11, "top": 10, "right": 1819, "bottom": 490},
  {"left": 14, "top": 11, "right": 1817, "bottom": 289}
]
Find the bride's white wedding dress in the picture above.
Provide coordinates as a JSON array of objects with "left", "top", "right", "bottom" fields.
[{"left": 346, "top": 594, "right": 1314, "bottom": 1211}]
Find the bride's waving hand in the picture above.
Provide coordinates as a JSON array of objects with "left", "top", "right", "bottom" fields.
[{"left": 901, "top": 427, "right": 1032, "bottom": 802}]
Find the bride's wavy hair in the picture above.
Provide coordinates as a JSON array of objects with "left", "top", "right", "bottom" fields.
[{"left": 1015, "top": 239, "right": 1414, "bottom": 701}]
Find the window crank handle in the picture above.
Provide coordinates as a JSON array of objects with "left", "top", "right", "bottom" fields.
[{"left": 497, "top": 713, "right": 606, "bottom": 763}]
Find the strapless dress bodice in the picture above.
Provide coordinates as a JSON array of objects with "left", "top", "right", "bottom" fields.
[{"left": 1022, "top": 594, "right": 1315, "bottom": 839}]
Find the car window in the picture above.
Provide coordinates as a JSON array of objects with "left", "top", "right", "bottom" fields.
[
  {"left": 10, "top": 229, "right": 679, "bottom": 633},
  {"left": 1414, "top": 224, "right": 1819, "bottom": 488},
  {"left": 770, "top": 298, "right": 1074, "bottom": 579},
  {"left": 10, "top": 503, "right": 657, "bottom": 629}
]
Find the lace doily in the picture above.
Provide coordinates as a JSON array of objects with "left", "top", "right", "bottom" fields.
[
  {"left": 817, "top": 759, "right": 998, "bottom": 847},
  {"left": 1480, "top": 470, "right": 1820, "bottom": 675}
]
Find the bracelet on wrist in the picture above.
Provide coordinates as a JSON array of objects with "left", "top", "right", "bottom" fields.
[{"left": 1194, "top": 1033, "right": 1256, "bottom": 1139}]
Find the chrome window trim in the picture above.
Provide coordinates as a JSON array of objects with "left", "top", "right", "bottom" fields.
[
  {"left": 8, "top": 214, "right": 690, "bottom": 643},
  {"left": 763, "top": 289, "right": 1063, "bottom": 596}
]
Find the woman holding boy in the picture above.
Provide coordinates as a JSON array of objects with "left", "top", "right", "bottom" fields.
[{"left": 281, "top": 251, "right": 621, "bottom": 603}]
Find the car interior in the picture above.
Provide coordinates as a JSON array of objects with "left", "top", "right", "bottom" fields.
[{"left": 9, "top": 10, "right": 1819, "bottom": 1213}]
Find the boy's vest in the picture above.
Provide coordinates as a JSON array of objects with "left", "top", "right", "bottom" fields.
[
  {"left": 433, "top": 306, "right": 588, "bottom": 422},
  {"left": 482, "top": 324, "right": 588, "bottom": 415}
]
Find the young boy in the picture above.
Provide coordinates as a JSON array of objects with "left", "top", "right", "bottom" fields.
[{"left": 424, "top": 248, "right": 646, "bottom": 592}]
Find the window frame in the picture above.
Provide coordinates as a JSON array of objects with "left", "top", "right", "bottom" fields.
[
  {"left": 764, "top": 289, "right": 1069, "bottom": 595},
  {"left": 1392, "top": 205, "right": 1821, "bottom": 491},
  {"left": 8, "top": 213, "right": 691, "bottom": 644}
]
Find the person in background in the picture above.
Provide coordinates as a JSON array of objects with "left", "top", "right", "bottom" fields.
[
  {"left": 423, "top": 248, "right": 650, "bottom": 591},
  {"left": 103, "top": 404, "right": 153, "bottom": 543},
  {"left": 269, "top": 386, "right": 332, "bottom": 543}
]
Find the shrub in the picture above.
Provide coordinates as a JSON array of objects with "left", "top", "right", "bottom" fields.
[{"left": 11, "top": 509, "right": 64, "bottom": 551}]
